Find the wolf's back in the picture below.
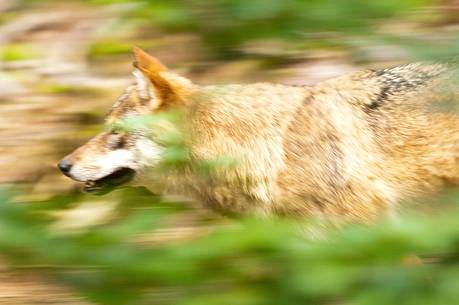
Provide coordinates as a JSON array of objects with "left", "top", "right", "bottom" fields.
[{"left": 273, "top": 60, "right": 459, "bottom": 222}]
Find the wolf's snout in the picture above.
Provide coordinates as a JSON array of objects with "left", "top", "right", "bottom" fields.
[{"left": 58, "top": 159, "right": 73, "bottom": 176}]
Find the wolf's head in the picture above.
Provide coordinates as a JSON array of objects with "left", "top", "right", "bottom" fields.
[{"left": 58, "top": 47, "right": 193, "bottom": 194}]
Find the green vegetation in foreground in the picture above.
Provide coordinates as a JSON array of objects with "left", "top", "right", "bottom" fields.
[{"left": 1, "top": 186, "right": 459, "bottom": 305}]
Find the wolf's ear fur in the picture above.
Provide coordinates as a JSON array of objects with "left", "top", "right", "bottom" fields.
[{"left": 132, "top": 46, "right": 192, "bottom": 109}]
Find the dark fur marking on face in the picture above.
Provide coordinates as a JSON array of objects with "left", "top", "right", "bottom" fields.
[
  {"left": 114, "top": 134, "right": 127, "bottom": 150},
  {"left": 106, "top": 133, "right": 128, "bottom": 150}
]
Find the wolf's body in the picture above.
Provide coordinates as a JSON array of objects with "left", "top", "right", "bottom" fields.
[{"left": 59, "top": 48, "right": 459, "bottom": 224}]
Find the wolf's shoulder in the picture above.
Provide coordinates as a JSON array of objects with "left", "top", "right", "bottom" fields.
[
  {"left": 372, "top": 62, "right": 448, "bottom": 91},
  {"left": 322, "top": 62, "right": 448, "bottom": 90},
  {"left": 313, "top": 62, "right": 451, "bottom": 110}
]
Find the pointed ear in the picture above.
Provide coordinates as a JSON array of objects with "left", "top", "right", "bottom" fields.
[
  {"left": 132, "top": 47, "right": 192, "bottom": 109},
  {"left": 132, "top": 46, "right": 167, "bottom": 74}
]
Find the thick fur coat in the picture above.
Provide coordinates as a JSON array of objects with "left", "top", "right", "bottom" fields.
[{"left": 59, "top": 48, "right": 459, "bottom": 224}]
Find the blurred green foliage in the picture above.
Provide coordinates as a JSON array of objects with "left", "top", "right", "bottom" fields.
[
  {"left": 16, "top": 0, "right": 456, "bottom": 60},
  {"left": 95, "top": 0, "right": 434, "bottom": 58},
  {"left": 35, "top": 83, "right": 105, "bottom": 97},
  {"left": 89, "top": 41, "right": 134, "bottom": 58},
  {"left": 1, "top": 43, "right": 41, "bottom": 62},
  {"left": 2, "top": 187, "right": 459, "bottom": 305}
]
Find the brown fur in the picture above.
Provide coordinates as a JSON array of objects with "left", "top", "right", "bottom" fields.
[{"left": 60, "top": 48, "right": 459, "bottom": 224}]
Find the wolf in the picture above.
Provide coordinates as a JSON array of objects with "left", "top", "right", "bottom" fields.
[{"left": 59, "top": 47, "right": 459, "bottom": 223}]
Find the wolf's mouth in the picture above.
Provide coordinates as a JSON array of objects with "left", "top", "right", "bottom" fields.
[{"left": 84, "top": 167, "right": 136, "bottom": 195}]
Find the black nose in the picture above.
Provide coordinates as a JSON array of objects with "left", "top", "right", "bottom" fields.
[{"left": 58, "top": 159, "right": 73, "bottom": 176}]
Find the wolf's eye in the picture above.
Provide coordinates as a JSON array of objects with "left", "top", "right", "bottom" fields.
[
  {"left": 110, "top": 129, "right": 121, "bottom": 135},
  {"left": 108, "top": 132, "right": 127, "bottom": 150}
]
